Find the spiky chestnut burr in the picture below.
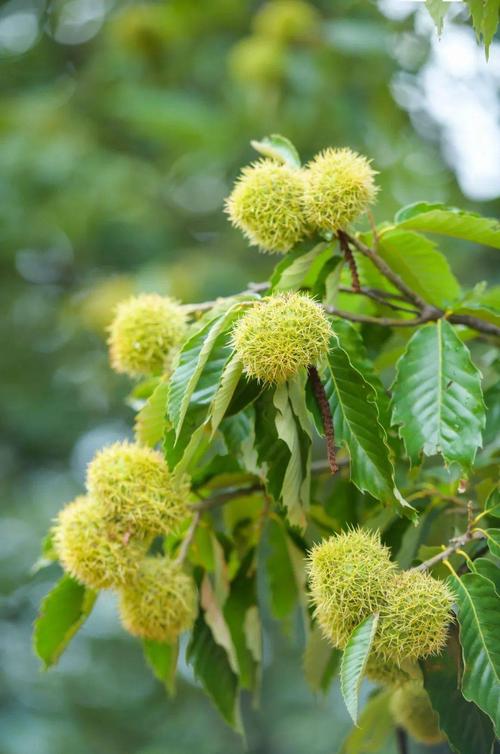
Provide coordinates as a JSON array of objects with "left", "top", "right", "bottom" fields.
[
  {"left": 303, "top": 147, "right": 378, "bottom": 232},
  {"left": 86, "top": 441, "right": 190, "bottom": 535},
  {"left": 307, "top": 528, "right": 396, "bottom": 649},
  {"left": 232, "top": 292, "right": 331, "bottom": 384},
  {"left": 53, "top": 496, "right": 149, "bottom": 589},
  {"left": 108, "top": 293, "right": 186, "bottom": 378},
  {"left": 225, "top": 159, "right": 308, "bottom": 253},
  {"left": 118, "top": 557, "right": 197, "bottom": 642}
]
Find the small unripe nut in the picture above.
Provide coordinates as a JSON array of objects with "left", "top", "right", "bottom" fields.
[
  {"left": 308, "top": 529, "right": 396, "bottom": 649},
  {"left": 225, "top": 159, "right": 308, "bottom": 253},
  {"left": 108, "top": 293, "right": 187, "bottom": 377},
  {"left": 253, "top": 0, "right": 320, "bottom": 42},
  {"left": 303, "top": 147, "right": 378, "bottom": 232},
  {"left": 232, "top": 292, "right": 331, "bottom": 384},
  {"left": 364, "top": 655, "right": 419, "bottom": 687},
  {"left": 373, "top": 570, "right": 454, "bottom": 664},
  {"left": 228, "top": 36, "right": 285, "bottom": 86},
  {"left": 118, "top": 557, "right": 197, "bottom": 642},
  {"left": 86, "top": 441, "right": 190, "bottom": 535},
  {"left": 53, "top": 496, "right": 149, "bottom": 589},
  {"left": 390, "top": 681, "right": 445, "bottom": 745}
]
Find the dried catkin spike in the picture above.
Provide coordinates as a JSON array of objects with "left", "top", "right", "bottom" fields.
[
  {"left": 232, "top": 292, "right": 331, "bottom": 384},
  {"left": 53, "top": 496, "right": 149, "bottom": 589},
  {"left": 108, "top": 293, "right": 186, "bottom": 378},
  {"left": 303, "top": 147, "right": 378, "bottom": 232},
  {"left": 86, "top": 441, "right": 190, "bottom": 535},
  {"left": 118, "top": 557, "right": 198, "bottom": 642},
  {"left": 225, "top": 159, "right": 308, "bottom": 253},
  {"left": 307, "top": 528, "right": 396, "bottom": 649}
]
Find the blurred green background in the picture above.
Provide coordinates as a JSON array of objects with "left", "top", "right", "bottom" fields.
[{"left": 1, "top": 1, "right": 499, "bottom": 752}]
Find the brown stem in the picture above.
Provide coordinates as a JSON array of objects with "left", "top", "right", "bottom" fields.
[
  {"left": 395, "top": 728, "right": 408, "bottom": 754},
  {"left": 307, "top": 365, "right": 338, "bottom": 474},
  {"left": 338, "top": 230, "right": 361, "bottom": 292},
  {"left": 412, "top": 529, "right": 485, "bottom": 572}
]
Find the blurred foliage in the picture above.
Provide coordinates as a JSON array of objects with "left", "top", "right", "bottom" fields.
[{"left": 0, "top": 1, "right": 498, "bottom": 753}]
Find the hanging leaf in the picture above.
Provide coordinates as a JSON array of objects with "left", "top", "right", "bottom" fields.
[
  {"left": 250, "top": 133, "right": 301, "bottom": 168},
  {"left": 142, "top": 639, "right": 178, "bottom": 696},
  {"left": 322, "top": 335, "right": 415, "bottom": 520},
  {"left": 168, "top": 303, "right": 245, "bottom": 438},
  {"left": 449, "top": 570, "right": 500, "bottom": 735},
  {"left": 394, "top": 203, "right": 500, "bottom": 249},
  {"left": 303, "top": 624, "right": 341, "bottom": 694},
  {"left": 210, "top": 357, "right": 243, "bottom": 436},
  {"left": 187, "top": 613, "right": 242, "bottom": 732},
  {"left": 340, "top": 689, "right": 394, "bottom": 754},
  {"left": 135, "top": 379, "right": 169, "bottom": 447},
  {"left": 333, "top": 319, "right": 391, "bottom": 427},
  {"left": 340, "top": 613, "right": 379, "bottom": 724},
  {"left": 376, "top": 228, "right": 461, "bottom": 307},
  {"left": 391, "top": 320, "right": 485, "bottom": 471},
  {"left": 474, "top": 559, "right": 500, "bottom": 596},
  {"left": 423, "top": 631, "right": 496, "bottom": 754},
  {"left": 266, "top": 517, "right": 299, "bottom": 620},
  {"left": 483, "top": 528, "right": 500, "bottom": 558},
  {"left": 425, "top": 0, "right": 448, "bottom": 33},
  {"left": 33, "top": 575, "right": 97, "bottom": 669},
  {"left": 270, "top": 241, "right": 336, "bottom": 292},
  {"left": 223, "top": 554, "right": 261, "bottom": 691}
]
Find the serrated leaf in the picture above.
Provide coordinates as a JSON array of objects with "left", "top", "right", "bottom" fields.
[
  {"left": 340, "top": 614, "right": 379, "bottom": 724},
  {"left": 187, "top": 614, "right": 242, "bottom": 732},
  {"left": 254, "top": 390, "right": 292, "bottom": 505},
  {"left": 449, "top": 570, "right": 500, "bottom": 735},
  {"left": 423, "top": 630, "right": 496, "bottom": 754},
  {"left": 425, "top": 0, "right": 448, "bottom": 33},
  {"left": 168, "top": 304, "right": 243, "bottom": 438},
  {"left": 210, "top": 357, "right": 243, "bottom": 437},
  {"left": 270, "top": 241, "right": 335, "bottom": 292},
  {"left": 391, "top": 320, "right": 485, "bottom": 471},
  {"left": 474, "top": 559, "right": 500, "bottom": 596},
  {"left": 142, "top": 639, "right": 178, "bottom": 696},
  {"left": 377, "top": 228, "right": 461, "bottom": 307},
  {"left": 201, "top": 574, "right": 238, "bottom": 674},
  {"left": 223, "top": 555, "right": 260, "bottom": 691},
  {"left": 333, "top": 319, "right": 391, "bottom": 427},
  {"left": 273, "top": 379, "right": 311, "bottom": 529},
  {"left": 303, "top": 624, "right": 341, "bottom": 694},
  {"left": 484, "top": 528, "right": 500, "bottom": 558},
  {"left": 33, "top": 575, "right": 97, "bottom": 669},
  {"left": 134, "top": 379, "right": 169, "bottom": 447},
  {"left": 482, "top": 0, "right": 500, "bottom": 55},
  {"left": 266, "top": 517, "right": 299, "bottom": 620},
  {"left": 340, "top": 689, "right": 394, "bottom": 754},
  {"left": 394, "top": 203, "right": 500, "bottom": 248},
  {"left": 323, "top": 335, "right": 415, "bottom": 520},
  {"left": 250, "top": 133, "right": 300, "bottom": 168}
]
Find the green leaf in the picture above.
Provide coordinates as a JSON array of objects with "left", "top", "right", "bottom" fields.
[
  {"left": 484, "top": 487, "right": 500, "bottom": 518},
  {"left": 266, "top": 517, "right": 299, "bottom": 620},
  {"left": 423, "top": 630, "right": 496, "bottom": 754},
  {"left": 32, "top": 530, "right": 58, "bottom": 573},
  {"left": 333, "top": 319, "right": 391, "bottom": 427},
  {"left": 484, "top": 528, "right": 500, "bottom": 558},
  {"left": 134, "top": 379, "right": 169, "bottom": 447},
  {"left": 482, "top": 0, "right": 500, "bottom": 56},
  {"left": 394, "top": 203, "right": 500, "bottom": 249},
  {"left": 474, "top": 559, "right": 500, "bottom": 597},
  {"left": 270, "top": 241, "right": 335, "bottom": 292},
  {"left": 223, "top": 555, "right": 260, "bottom": 691},
  {"left": 273, "top": 378, "right": 312, "bottom": 529},
  {"left": 33, "top": 575, "right": 97, "bottom": 669},
  {"left": 340, "top": 613, "right": 379, "bottom": 724},
  {"left": 187, "top": 613, "right": 242, "bottom": 732},
  {"left": 303, "top": 624, "right": 341, "bottom": 694},
  {"left": 210, "top": 356, "right": 243, "bottom": 437},
  {"left": 250, "top": 133, "right": 301, "bottom": 168},
  {"left": 254, "top": 390, "right": 292, "bottom": 506},
  {"left": 391, "top": 320, "right": 485, "bottom": 471},
  {"left": 377, "top": 228, "right": 461, "bottom": 307},
  {"left": 449, "top": 570, "right": 500, "bottom": 735},
  {"left": 168, "top": 305, "right": 241, "bottom": 438},
  {"left": 322, "top": 335, "right": 415, "bottom": 520},
  {"left": 142, "top": 639, "right": 178, "bottom": 696},
  {"left": 340, "top": 689, "right": 394, "bottom": 754},
  {"left": 425, "top": 0, "right": 448, "bottom": 33}
]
